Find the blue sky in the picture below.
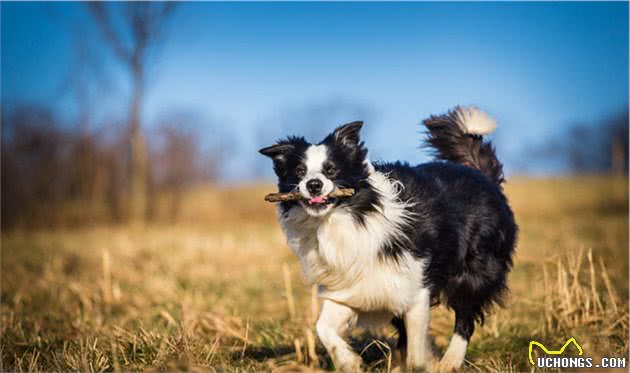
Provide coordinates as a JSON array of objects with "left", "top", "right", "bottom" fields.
[{"left": 2, "top": 2, "right": 628, "bottom": 180}]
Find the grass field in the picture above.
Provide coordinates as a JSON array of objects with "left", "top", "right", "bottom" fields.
[{"left": 1, "top": 177, "right": 628, "bottom": 372}]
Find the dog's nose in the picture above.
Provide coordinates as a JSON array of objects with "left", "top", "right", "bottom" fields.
[{"left": 306, "top": 179, "right": 323, "bottom": 196}]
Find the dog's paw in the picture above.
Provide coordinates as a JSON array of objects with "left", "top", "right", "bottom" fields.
[
  {"left": 404, "top": 348, "right": 435, "bottom": 372},
  {"left": 435, "top": 355, "right": 464, "bottom": 373},
  {"left": 405, "top": 356, "right": 433, "bottom": 372},
  {"left": 335, "top": 356, "right": 363, "bottom": 373}
]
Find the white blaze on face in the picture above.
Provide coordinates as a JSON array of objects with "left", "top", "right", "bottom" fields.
[{"left": 299, "top": 144, "right": 335, "bottom": 199}]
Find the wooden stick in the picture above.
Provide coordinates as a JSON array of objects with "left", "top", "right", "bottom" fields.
[{"left": 264, "top": 188, "right": 355, "bottom": 202}]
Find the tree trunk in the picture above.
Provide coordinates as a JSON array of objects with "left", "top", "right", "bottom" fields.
[
  {"left": 128, "top": 72, "right": 147, "bottom": 223},
  {"left": 611, "top": 139, "right": 624, "bottom": 176}
]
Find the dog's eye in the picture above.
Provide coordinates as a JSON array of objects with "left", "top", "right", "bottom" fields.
[
  {"left": 296, "top": 166, "right": 306, "bottom": 177},
  {"left": 324, "top": 165, "right": 337, "bottom": 176}
]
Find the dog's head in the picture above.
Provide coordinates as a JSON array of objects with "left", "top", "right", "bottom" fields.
[{"left": 260, "top": 121, "right": 371, "bottom": 217}]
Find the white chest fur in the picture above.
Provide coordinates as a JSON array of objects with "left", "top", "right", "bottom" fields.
[{"left": 279, "top": 171, "right": 426, "bottom": 316}]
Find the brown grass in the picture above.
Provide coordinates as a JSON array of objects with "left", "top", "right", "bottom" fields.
[{"left": 1, "top": 176, "right": 628, "bottom": 372}]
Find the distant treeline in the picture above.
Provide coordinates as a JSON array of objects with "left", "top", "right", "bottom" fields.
[
  {"left": 2, "top": 103, "right": 627, "bottom": 230},
  {"left": 1, "top": 104, "right": 214, "bottom": 229},
  {"left": 544, "top": 109, "right": 628, "bottom": 175}
]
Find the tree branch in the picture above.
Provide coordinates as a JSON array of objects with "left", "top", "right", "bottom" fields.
[{"left": 88, "top": 3, "right": 132, "bottom": 63}]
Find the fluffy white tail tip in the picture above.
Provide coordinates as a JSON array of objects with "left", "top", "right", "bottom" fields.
[{"left": 455, "top": 105, "right": 497, "bottom": 136}]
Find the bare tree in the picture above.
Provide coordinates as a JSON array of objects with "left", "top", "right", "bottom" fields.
[
  {"left": 1, "top": 103, "right": 127, "bottom": 228},
  {"left": 536, "top": 109, "right": 629, "bottom": 175},
  {"left": 152, "top": 122, "right": 201, "bottom": 221},
  {"left": 88, "top": 3, "right": 175, "bottom": 223}
]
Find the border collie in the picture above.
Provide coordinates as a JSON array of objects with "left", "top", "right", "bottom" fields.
[{"left": 260, "top": 106, "right": 517, "bottom": 372}]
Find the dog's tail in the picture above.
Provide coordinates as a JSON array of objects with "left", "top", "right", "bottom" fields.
[{"left": 423, "top": 106, "right": 505, "bottom": 186}]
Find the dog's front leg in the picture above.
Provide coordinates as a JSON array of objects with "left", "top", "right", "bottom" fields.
[
  {"left": 316, "top": 299, "right": 362, "bottom": 372},
  {"left": 404, "top": 288, "right": 433, "bottom": 371}
]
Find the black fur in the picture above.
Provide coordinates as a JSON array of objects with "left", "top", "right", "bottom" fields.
[
  {"left": 424, "top": 106, "right": 505, "bottom": 185},
  {"left": 376, "top": 160, "right": 517, "bottom": 336},
  {"left": 259, "top": 136, "right": 310, "bottom": 213},
  {"left": 260, "top": 110, "right": 518, "bottom": 345},
  {"left": 391, "top": 316, "right": 407, "bottom": 360}
]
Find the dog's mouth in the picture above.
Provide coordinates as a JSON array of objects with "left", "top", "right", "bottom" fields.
[
  {"left": 307, "top": 196, "right": 331, "bottom": 205},
  {"left": 300, "top": 195, "right": 337, "bottom": 214}
]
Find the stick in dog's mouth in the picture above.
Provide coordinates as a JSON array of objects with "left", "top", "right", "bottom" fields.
[{"left": 264, "top": 188, "right": 355, "bottom": 203}]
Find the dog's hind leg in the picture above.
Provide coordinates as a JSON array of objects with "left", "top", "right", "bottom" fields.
[
  {"left": 404, "top": 288, "right": 433, "bottom": 371},
  {"left": 316, "top": 299, "right": 362, "bottom": 372},
  {"left": 439, "top": 308, "right": 474, "bottom": 372},
  {"left": 391, "top": 316, "right": 407, "bottom": 367}
]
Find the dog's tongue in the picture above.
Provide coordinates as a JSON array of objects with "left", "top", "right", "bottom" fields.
[{"left": 308, "top": 196, "right": 326, "bottom": 204}]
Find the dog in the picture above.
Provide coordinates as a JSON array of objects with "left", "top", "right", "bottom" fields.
[{"left": 259, "top": 106, "right": 517, "bottom": 372}]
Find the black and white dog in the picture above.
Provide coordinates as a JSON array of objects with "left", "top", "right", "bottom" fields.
[{"left": 260, "top": 106, "right": 517, "bottom": 372}]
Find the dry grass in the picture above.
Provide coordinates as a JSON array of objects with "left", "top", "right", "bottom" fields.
[{"left": 1, "top": 176, "right": 628, "bottom": 372}]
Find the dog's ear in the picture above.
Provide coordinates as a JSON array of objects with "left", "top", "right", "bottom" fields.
[
  {"left": 259, "top": 143, "right": 295, "bottom": 161},
  {"left": 259, "top": 143, "right": 295, "bottom": 178},
  {"left": 332, "top": 121, "right": 363, "bottom": 146}
]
